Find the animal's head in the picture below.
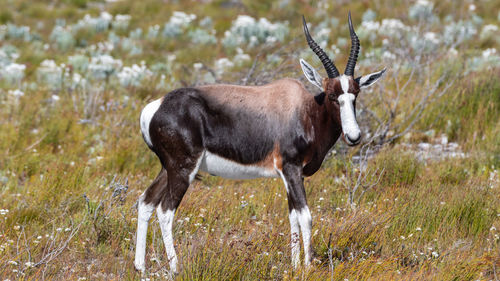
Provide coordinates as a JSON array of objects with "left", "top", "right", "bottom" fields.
[{"left": 300, "top": 12, "right": 386, "bottom": 146}]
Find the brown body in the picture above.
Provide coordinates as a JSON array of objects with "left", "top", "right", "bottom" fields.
[{"left": 197, "top": 78, "right": 343, "bottom": 176}]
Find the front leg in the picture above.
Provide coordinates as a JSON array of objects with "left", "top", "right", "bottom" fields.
[{"left": 278, "top": 163, "right": 312, "bottom": 268}]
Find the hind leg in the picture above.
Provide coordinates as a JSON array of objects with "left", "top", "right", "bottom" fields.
[
  {"left": 280, "top": 163, "right": 312, "bottom": 268},
  {"left": 134, "top": 168, "right": 168, "bottom": 272},
  {"left": 157, "top": 153, "right": 203, "bottom": 273}
]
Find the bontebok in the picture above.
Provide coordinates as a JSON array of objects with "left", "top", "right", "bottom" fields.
[{"left": 135, "top": 12, "right": 386, "bottom": 273}]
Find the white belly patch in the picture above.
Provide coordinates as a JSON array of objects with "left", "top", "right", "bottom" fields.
[{"left": 199, "top": 151, "right": 278, "bottom": 180}]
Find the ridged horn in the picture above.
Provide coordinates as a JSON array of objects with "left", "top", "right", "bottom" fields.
[
  {"left": 344, "top": 11, "right": 360, "bottom": 76},
  {"left": 302, "top": 15, "right": 340, "bottom": 78}
]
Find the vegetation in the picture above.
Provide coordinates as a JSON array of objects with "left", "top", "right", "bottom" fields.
[{"left": 0, "top": 0, "right": 498, "bottom": 280}]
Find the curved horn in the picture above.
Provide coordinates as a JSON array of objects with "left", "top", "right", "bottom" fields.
[
  {"left": 344, "top": 11, "right": 360, "bottom": 76},
  {"left": 302, "top": 15, "right": 340, "bottom": 78}
]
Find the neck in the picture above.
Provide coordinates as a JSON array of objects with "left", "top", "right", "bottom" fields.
[{"left": 302, "top": 93, "right": 342, "bottom": 176}]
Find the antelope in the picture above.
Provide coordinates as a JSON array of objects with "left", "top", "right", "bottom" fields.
[{"left": 135, "top": 12, "right": 386, "bottom": 273}]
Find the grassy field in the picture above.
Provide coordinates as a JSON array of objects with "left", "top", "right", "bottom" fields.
[{"left": 0, "top": 0, "right": 499, "bottom": 280}]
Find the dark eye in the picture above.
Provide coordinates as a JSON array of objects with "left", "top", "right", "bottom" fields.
[{"left": 328, "top": 94, "right": 339, "bottom": 104}]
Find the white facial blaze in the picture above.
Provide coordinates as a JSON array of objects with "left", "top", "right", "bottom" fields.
[
  {"left": 338, "top": 75, "right": 361, "bottom": 144},
  {"left": 339, "top": 93, "right": 360, "bottom": 141}
]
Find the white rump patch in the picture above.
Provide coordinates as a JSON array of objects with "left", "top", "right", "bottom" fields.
[
  {"left": 199, "top": 151, "right": 278, "bottom": 180},
  {"left": 140, "top": 98, "right": 162, "bottom": 147}
]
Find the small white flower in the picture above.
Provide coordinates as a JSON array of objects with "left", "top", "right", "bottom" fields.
[
  {"left": 56, "top": 228, "right": 62, "bottom": 232},
  {"left": 482, "top": 48, "right": 497, "bottom": 58},
  {"left": 431, "top": 251, "right": 439, "bottom": 258},
  {"left": 416, "top": 227, "right": 422, "bottom": 231},
  {"left": 193, "top": 63, "right": 203, "bottom": 70},
  {"left": 8, "top": 89, "right": 24, "bottom": 97},
  {"left": 64, "top": 227, "right": 71, "bottom": 232},
  {"left": 490, "top": 226, "right": 497, "bottom": 231},
  {"left": 8, "top": 261, "right": 17, "bottom": 266},
  {"left": 448, "top": 48, "right": 458, "bottom": 57},
  {"left": 382, "top": 51, "right": 396, "bottom": 60},
  {"left": 424, "top": 32, "right": 440, "bottom": 44},
  {"left": 214, "top": 58, "right": 234, "bottom": 76},
  {"left": 468, "top": 4, "right": 476, "bottom": 11}
]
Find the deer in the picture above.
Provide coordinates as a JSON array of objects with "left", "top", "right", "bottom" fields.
[{"left": 134, "top": 12, "right": 386, "bottom": 273}]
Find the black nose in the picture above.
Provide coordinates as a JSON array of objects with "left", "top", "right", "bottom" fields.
[{"left": 347, "top": 134, "right": 361, "bottom": 145}]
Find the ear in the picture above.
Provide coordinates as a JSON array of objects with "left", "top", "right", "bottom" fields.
[
  {"left": 300, "top": 59, "right": 323, "bottom": 91},
  {"left": 355, "top": 69, "right": 386, "bottom": 89}
]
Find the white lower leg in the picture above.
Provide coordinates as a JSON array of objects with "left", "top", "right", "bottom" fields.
[
  {"left": 297, "top": 206, "right": 312, "bottom": 266},
  {"left": 289, "top": 209, "right": 300, "bottom": 268},
  {"left": 134, "top": 194, "right": 155, "bottom": 272},
  {"left": 157, "top": 206, "right": 178, "bottom": 273}
]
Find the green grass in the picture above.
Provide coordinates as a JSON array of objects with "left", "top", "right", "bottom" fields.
[{"left": 0, "top": 0, "right": 499, "bottom": 280}]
